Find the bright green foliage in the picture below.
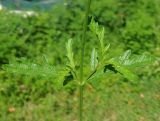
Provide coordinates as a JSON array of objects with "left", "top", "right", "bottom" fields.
[
  {"left": 62, "top": 19, "right": 156, "bottom": 87},
  {"left": 3, "top": 18, "right": 156, "bottom": 87}
]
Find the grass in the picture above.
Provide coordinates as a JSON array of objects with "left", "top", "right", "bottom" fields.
[{"left": 0, "top": 75, "right": 159, "bottom": 121}]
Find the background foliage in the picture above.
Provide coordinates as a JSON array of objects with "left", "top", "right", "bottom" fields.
[{"left": 0, "top": 0, "right": 160, "bottom": 120}]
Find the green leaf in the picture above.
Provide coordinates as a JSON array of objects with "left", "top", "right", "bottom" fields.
[
  {"left": 124, "top": 54, "right": 155, "bottom": 67},
  {"left": 104, "top": 50, "right": 156, "bottom": 81},
  {"left": 97, "top": 27, "right": 105, "bottom": 51},
  {"left": 89, "top": 18, "right": 105, "bottom": 53},
  {"left": 3, "top": 61, "right": 55, "bottom": 78},
  {"left": 104, "top": 63, "right": 138, "bottom": 81},
  {"left": 90, "top": 48, "right": 98, "bottom": 70},
  {"left": 2, "top": 60, "right": 72, "bottom": 89},
  {"left": 113, "top": 64, "right": 138, "bottom": 81},
  {"left": 89, "top": 17, "right": 99, "bottom": 35},
  {"left": 110, "top": 50, "right": 155, "bottom": 67},
  {"left": 104, "top": 44, "right": 110, "bottom": 54},
  {"left": 66, "top": 39, "right": 75, "bottom": 69},
  {"left": 119, "top": 50, "right": 131, "bottom": 61}
]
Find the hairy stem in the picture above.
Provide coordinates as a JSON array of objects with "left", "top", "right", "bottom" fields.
[{"left": 79, "top": 0, "right": 91, "bottom": 121}]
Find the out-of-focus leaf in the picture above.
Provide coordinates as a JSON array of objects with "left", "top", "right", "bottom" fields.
[
  {"left": 3, "top": 61, "right": 55, "bottom": 78},
  {"left": 2, "top": 61, "right": 72, "bottom": 89}
]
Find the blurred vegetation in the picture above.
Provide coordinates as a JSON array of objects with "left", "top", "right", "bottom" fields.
[{"left": 0, "top": 0, "right": 160, "bottom": 121}]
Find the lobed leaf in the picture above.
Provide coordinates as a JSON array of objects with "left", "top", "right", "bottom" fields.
[
  {"left": 103, "top": 50, "right": 156, "bottom": 81},
  {"left": 89, "top": 18, "right": 110, "bottom": 57}
]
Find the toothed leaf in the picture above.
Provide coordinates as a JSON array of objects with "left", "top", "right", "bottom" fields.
[{"left": 110, "top": 50, "right": 155, "bottom": 67}]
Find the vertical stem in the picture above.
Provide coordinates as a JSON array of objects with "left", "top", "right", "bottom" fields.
[
  {"left": 79, "top": 85, "right": 84, "bottom": 121},
  {"left": 79, "top": 0, "right": 91, "bottom": 121}
]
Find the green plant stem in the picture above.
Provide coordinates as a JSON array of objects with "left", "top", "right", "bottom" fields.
[
  {"left": 79, "top": 85, "right": 84, "bottom": 121},
  {"left": 79, "top": 0, "right": 91, "bottom": 121}
]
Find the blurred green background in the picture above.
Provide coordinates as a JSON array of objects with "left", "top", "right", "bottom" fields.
[
  {"left": 0, "top": 0, "right": 62, "bottom": 10},
  {"left": 0, "top": 0, "right": 160, "bottom": 121}
]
